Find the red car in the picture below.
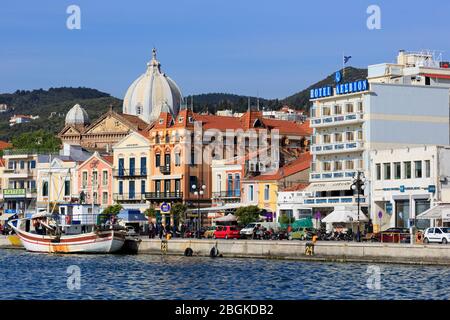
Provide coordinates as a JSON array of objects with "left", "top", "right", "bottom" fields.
[{"left": 213, "top": 226, "right": 240, "bottom": 239}]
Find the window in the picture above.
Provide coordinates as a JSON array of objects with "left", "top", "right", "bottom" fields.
[
  {"left": 118, "top": 158, "right": 124, "bottom": 176},
  {"left": 155, "top": 180, "right": 161, "bottom": 193},
  {"left": 174, "top": 131, "right": 180, "bottom": 142},
  {"left": 216, "top": 174, "right": 222, "bottom": 193},
  {"left": 129, "top": 181, "right": 135, "bottom": 199},
  {"left": 175, "top": 153, "right": 181, "bottom": 166},
  {"left": 155, "top": 135, "right": 160, "bottom": 144},
  {"left": 357, "top": 159, "right": 363, "bottom": 170},
  {"left": 425, "top": 160, "right": 431, "bottom": 178},
  {"left": 102, "top": 192, "right": 108, "bottom": 205},
  {"left": 346, "top": 103, "right": 354, "bottom": 113},
  {"left": 264, "top": 185, "right": 270, "bottom": 201},
  {"left": 404, "top": 161, "right": 411, "bottom": 179},
  {"left": 102, "top": 170, "right": 108, "bottom": 186},
  {"left": 129, "top": 158, "right": 135, "bottom": 176},
  {"left": 189, "top": 176, "right": 198, "bottom": 191},
  {"left": 92, "top": 171, "right": 98, "bottom": 186},
  {"left": 346, "top": 131, "right": 354, "bottom": 141},
  {"left": 357, "top": 131, "right": 363, "bottom": 140},
  {"left": 155, "top": 154, "right": 161, "bottom": 167},
  {"left": 30, "top": 160, "right": 36, "bottom": 169},
  {"left": 227, "top": 174, "right": 233, "bottom": 196},
  {"left": 334, "top": 133, "right": 343, "bottom": 142},
  {"left": 323, "top": 134, "right": 331, "bottom": 144},
  {"left": 140, "top": 157, "right": 147, "bottom": 175},
  {"left": 376, "top": 164, "right": 381, "bottom": 180},
  {"left": 357, "top": 101, "right": 363, "bottom": 112},
  {"left": 334, "top": 105, "right": 342, "bottom": 115},
  {"left": 118, "top": 181, "right": 123, "bottom": 195},
  {"left": 322, "top": 106, "right": 331, "bottom": 116},
  {"left": 334, "top": 161, "right": 342, "bottom": 171},
  {"left": 8, "top": 161, "right": 14, "bottom": 170},
  {"left": 384, "top": 163, "right": 391, "bottom": 180},
  {"left": 64, "top": 180, "right": 70, "bottom": 196},
  {"left": 136, "top": 104, "right": 142, "bottom": 115},
  {"left": 249, "top": 185, "right": 254, "bottom": 202},
  {"left": 322, "top": 162, "right": 331, "bottom": 172},
  {"left": 141, "top": 180, "right": 146, "bottom": 194},
  {"left": 393, "top": 162, "right": 401, "bottom": 179},
  {"left": 345, "top": 160, "right": 354, "bottom": 170},
  {"left": 20, "top": 161, "right": 25, "bottom": 169},
  {"left": 415, "top": 161, "right": 422, "bottom": 178},
  {"left": 93, "top": 192, "right": 98, "bottom": 204},
  {"left": 165, "top": 134, "right": 170, "bottom": 143},
  {"left": 42, "top": 181, "right": 48, "bottom": 197},
  {"left": 82, "top": 171, "right": 88, "bottom": 188}
]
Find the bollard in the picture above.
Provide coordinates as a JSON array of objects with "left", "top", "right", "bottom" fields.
[{"left": 161, "top": 240, "right": 168, "bottom": 254}]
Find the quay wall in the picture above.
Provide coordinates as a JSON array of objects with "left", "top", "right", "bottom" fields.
[{"left": 139, "top": 239, "right": 450, "bottom": 265}]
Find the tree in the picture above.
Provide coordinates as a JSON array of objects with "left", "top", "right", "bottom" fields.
[
  {"left": 144, "top": 207, "right": 156, "bottom": 218},
  {"left": 279, "top": 214, "right": 295, "bottom": 225},
  {"left": 102, "top": 204, "right": 123, "bottom": 216},
  {"left": 11, "top": 129, "right": 61, "bottom": 152},
  {"left": 170, "top": 203, "right": 187, "bottom": 224},
  {"left": 235, "top": 205, "right": 261, "bottom": 226}
]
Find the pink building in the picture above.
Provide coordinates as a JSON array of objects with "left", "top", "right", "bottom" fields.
[{"left": 77, "top": 152, "right": 114, "bottom": 208}]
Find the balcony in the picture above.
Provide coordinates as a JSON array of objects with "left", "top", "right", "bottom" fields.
[
  {"left": 212, "top": 190, "right": 241, "bottom": 199},
  {"left": 144, "top": 192, "right": 183, "bottom": 201},
  {"left": 310, "top": 112, "right": 364, "bottom": 128},
  {"left": 1, "top": 188, "right": 37, "bottom": 199},
  {"left": 159, "top": 164, "right": 171, "bottom": 175},
  {"left": 310, "top": 171, "right": 357, "bottom": 181},
  {"left": 311, "top": 141, "right": 364, "bottom": 155},
  {"left": 113, "top": 193, "right": 146, "bottom": 202},
  {"left": 3, "top": 168, "right": 36, "bottom": 178},
  {"left": 303, "top": 196, "right": 367, "bottom": 206},
  {"left": 113, "top": 168, "right": 147, "bottom": 178}
]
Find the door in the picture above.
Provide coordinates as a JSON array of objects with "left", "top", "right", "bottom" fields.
[
  {"left": 434, "top": 228, "right": 443, "bottom": 242},
  {"left": 164, "top": 154, "right": 170, "bottom": 169},
  {"left": 129, "top": 181, "right": 135, "bottom": 199},
  {"left": 129, "top": 158, "right": 135, "bottom": 176},
  {"left": 175, "top": 179, "right": 181, "bottom": 197},
  {"left": 164, "top": 180, "right": 171, "bottom": 196},
  {"left": 155, "top": 180, "right": 161, "bottom": 195},
  {"left": 395, "top": 200, "right": 410, "bottom": 228},
  {"left": 118, "top": 158, "right": 124, "bottom": 177}
]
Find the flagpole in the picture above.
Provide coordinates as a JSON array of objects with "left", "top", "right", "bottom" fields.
[{"left": 342, "top": 52, "right": 345, "bottom": 81}]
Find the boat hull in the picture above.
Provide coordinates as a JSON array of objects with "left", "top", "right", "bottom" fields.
[{"left": 10, "top": 223, "right": 125, "bottom": 254}]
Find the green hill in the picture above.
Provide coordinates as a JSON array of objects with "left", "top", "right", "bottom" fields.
[{"left": 0, "top": 87, "right": 122, "bottom": 141}]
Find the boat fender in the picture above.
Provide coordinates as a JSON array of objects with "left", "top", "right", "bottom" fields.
[
  {"left": 209, "top": 246, "right": 219, "bottom": 258},
  {"left": 184, "top": 247, "right": 193, "bottom": 257}
]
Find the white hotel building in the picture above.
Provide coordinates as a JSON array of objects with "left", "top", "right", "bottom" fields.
[{"left": 307, "top": 50, "right": 450, "bottom": 222}]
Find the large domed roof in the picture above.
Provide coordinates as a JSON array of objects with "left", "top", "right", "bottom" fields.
[
  {"left": 65, "top": 104, "right": 90, "bottom": 126},
  {"left": 123, "top": 49, "right": 183, "bottom": 124}
]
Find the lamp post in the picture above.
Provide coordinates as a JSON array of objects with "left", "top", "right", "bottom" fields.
[
  {"left": 192, "top": 184, "right": 206, "bottom": 239},
  {"left": 351, "top": 171, "right": 366, "bottom": 242}
]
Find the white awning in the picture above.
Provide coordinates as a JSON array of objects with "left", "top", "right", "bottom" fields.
[
  {"left": 214, "top": 213, "right": 237, "bottom": 222},
  {"left": 307, "top": 181, "right": 353, "bottom": 193},
  {"left": 417, "top": 204, "right": 450, "bottom": 220},
  {"left": 322, "top": 206, "right": 368, "bottom": 224}
]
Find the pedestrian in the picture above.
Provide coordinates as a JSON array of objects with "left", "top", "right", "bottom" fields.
[
  {"left": 148, "top": 222, "right": 154, "bottom": 239},
  {"left": 158, "top": 224, "right": 164, "bottom": 239}
]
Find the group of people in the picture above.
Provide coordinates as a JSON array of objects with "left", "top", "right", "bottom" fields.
[{"left": 148, "top": 222, "right": 180, "bottom": 239}]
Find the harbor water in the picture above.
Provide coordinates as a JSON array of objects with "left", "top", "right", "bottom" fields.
[{"left": 1, "top": 249, "right": 449, "bottom": 300}]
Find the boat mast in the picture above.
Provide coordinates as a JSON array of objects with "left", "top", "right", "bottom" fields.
[{"left": 47, "top": 153, "right": 52, "bottom": 213}]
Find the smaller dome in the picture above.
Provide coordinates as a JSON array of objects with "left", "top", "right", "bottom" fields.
[{"left": 65, "top": 104, "right": 90, "bottom": 126}]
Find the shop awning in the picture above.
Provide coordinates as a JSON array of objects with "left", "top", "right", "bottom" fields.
[
  {"left": 187, "top": 203, "right": 243, "bottom": 213},
  {"left": 322, "top": 206, "right": 368, "bottom": 224},
  {"left": 307, "top": 181, "right": 353, "bottom": 193},
  {"left": 214, "top": 213, "right": 237, "bottom": 222},
  {"left": 117, "top": 210, "right": 147, "bottom": 222},
  {"left": 417, "top": 204, "right": 450, "bottom": 220}
]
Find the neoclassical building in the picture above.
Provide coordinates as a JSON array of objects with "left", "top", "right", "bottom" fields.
[{"left": 59, "top": 49, "right": 183, "bottom": 152}]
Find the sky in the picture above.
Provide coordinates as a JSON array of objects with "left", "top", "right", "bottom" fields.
[{"left": 1, "top": 0, "right": 450, "bottom": 100}]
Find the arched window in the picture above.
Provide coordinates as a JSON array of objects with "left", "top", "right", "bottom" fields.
[{"left": 165, "top": 134, "right": 170, "bottom": 143}]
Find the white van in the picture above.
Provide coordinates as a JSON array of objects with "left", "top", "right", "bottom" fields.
[{"left": 240, "top": 222, "right": 280, "bottom": 239}]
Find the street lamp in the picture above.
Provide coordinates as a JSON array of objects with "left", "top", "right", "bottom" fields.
[
  {"left": 351, "top": 171, "right": 366, "bottom": 242},
  {"left": 192, "top": 184, "right": 206, "bottom": 238}
]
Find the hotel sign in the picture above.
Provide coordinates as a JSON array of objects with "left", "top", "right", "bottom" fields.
[
  {"left": 310, "top": 79, "right": 369, "bottom": 99},
  {"left": 3, "top": 189, "right": 26, "bottom": 198}
]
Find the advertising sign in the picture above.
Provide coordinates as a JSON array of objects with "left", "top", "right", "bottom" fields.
[{"left": 3, "top": 189, "right": 26, "bottom": 198}]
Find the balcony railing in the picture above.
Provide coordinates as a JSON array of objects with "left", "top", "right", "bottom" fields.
[
  {"left": 144, "top": 192, "right": 183, "bottom": 201},
  {"left": 311, "top": 141, "right": 364, "bottom": 155},
  {"left": 310, "top": 171, "right": 357, "bottom": 181},
  {"left": 3, "top": 149, "right": 58, "bottom": 156},
  {"left": 304, "top": 196, "right": 366, "bottom": 206},
  {"left": 212, "top": 190, "right": 241, "bottom": 198},
  {"left": 113, "top": 193, "right": 146, "bottom": 201},
  {"left": 310, "top": 112, "right": 364, "bottom": 128},
  {"left": 159, "top": 164, "right": 171, "bottom": 175},
  {"left": 3, "top": 168, "right": 36, "bottom": 175},
  {"left": 113, "top": 168, "right": 147, "bottom": 178}
]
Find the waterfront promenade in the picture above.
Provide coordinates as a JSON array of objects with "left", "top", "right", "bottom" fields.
[{"left": 2, "top": 235, "right": 450, "bottom": 265}]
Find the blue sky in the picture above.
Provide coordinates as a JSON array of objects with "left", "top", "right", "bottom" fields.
[{"left": 1, "top": 0, "right": 450, "bottom": 99}]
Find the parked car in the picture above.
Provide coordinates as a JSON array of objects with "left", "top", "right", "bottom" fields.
[
  {"left": 214, "top": 226, "right": 240, "bottom": 239},
  {"left": 424, "top": 227, "right": 450, "bottom": 244},
  {"left": 373, "top": 228, "right": 411, "bottom": 243},
  {"left": 203, "top": 226, "right": 216, "bottom": 239},
  {"left": 288, "top": 227, "right": 316, "bottom": 241},
  {"left": 240, "top": 222, "right": 279, "bottom": 239}
]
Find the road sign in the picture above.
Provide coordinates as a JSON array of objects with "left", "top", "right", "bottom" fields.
[
  {"left": 378, "top": 211, "right": 383, "bottom": 219},
  {"left": 160, "top": 202, "right": 171, "bottom": 213}
]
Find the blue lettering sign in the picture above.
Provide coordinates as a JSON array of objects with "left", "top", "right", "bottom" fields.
[{"left": 310, "top": 80, "right": 369, "bottom": 100}]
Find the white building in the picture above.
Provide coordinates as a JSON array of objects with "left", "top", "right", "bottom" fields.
[
  {"left": 307, "top": 50, "right": 450, "bottom": 220},
  {"left": 370, "top": 145, "right": 450, "bottom": 231},
  {"left": 276, "top": 185, "right": 313, "bottom": 223}
]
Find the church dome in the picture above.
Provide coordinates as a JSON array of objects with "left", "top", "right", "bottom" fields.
[
  {"left": 123, "top": 49, "right": 183, "bottom": 123},
  {"left": 65, "top": 104, "right": 90, "bottom": 126}
]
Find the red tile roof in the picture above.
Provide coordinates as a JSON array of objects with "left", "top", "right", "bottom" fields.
[
  {"left": 282, "top": 183, "right": 310, "bottom": 192},
  {"left": 0, "top": 158, "right": 5, "bottom": 167},
  {"left": 0, "top": 141, "right": 12, "bottom": 150},
  {"left": 101, "top": 155, "right": 114, "bottom": 165}
]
